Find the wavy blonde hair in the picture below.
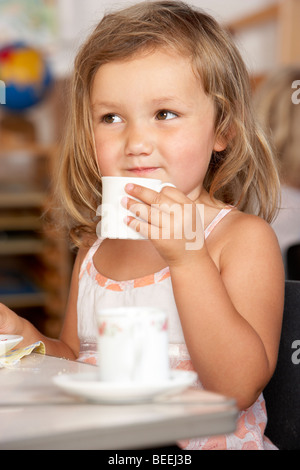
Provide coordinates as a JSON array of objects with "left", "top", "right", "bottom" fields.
[
  {"left": 55, "top": 0, "right": 280, "bottom": 245},
  {"left": 254, "top": 66, "right": 300, "bottom": 189}
]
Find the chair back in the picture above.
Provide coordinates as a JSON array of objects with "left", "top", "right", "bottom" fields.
[
  {"left": 264, "top": 280, "right": 300, "bottom": 450},
  {"left": 287, "top": 244, "right": 300, "bottom": 280}
]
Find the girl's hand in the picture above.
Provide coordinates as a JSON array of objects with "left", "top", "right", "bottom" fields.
[
  {"left": 0, "top": 303, "right": 24, "bottom": 336},
  {"left": 122, "top": 183, "right": 205, "bottom": 267}
]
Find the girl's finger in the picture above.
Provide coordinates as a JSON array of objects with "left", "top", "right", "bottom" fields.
[
  {"left": 124, "top": 202, "right": 186, "bottom": 240},
  {"left": 122, "top": 197, "right": 167, "bottom": 227},
  {"left": 125, "top": 215, "right": 160, "bottom": 239},
  {"left": 125, "top": 183, "right": 188, "bottom": 207}
]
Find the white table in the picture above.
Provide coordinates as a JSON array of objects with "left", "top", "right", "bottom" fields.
[{"left": 0, "top": 354, "right": 238, "bottom": 450}]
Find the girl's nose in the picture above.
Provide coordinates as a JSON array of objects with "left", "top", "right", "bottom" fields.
[{"left": 124, "top": 122, "right": 153, "bottom": 157}]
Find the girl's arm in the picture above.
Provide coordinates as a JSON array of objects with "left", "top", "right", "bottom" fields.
[
  {"left": 170, "top": 213, "right": 284, "bottom": 410},
  {"left": 0, "top": 247, "right": 86, "bottom": 360},
  {"left": 124, "top": 184, "right": 284, "bottom": 410}
]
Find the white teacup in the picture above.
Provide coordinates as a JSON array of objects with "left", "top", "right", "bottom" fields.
[
  {"left": 99, "top": 176, "right": 174, "bottom": 239},
  {"left": 96, "top": 307, "right": 169, "bottom": 383}
]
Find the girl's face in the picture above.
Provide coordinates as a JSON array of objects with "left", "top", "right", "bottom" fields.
[{"left": 91, "top": 48, "right": 225, "bottom": 201}]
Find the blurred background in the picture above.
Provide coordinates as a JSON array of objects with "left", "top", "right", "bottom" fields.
[{"left": 0, "top": 0, "right": 299, "bottom": 338}]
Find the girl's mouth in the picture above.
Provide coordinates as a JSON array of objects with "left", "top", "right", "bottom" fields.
[{"left": 127, "top": 167, "right": 159, "bottom": 175}]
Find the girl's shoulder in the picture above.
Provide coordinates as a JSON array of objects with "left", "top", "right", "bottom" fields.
[
  {"left": 218, "top": 209, "right": 282, "bottom": 267},
  {"left": 226, "top": 209, "right": 276, "bottom": 239},
  {"left": 206, "top": 203, "right": 276, "bottom": 244}
]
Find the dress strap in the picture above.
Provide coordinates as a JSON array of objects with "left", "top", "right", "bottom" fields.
[
  {"left": 79, "top": 238, "right": 103, "bottom": 278},
  {"left": 204, "top": 206, "right": 234, "bottom": 239}
]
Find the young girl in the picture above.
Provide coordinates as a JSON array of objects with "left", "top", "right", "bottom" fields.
[{"left": 0, "top": 1, "right": 284, "bottom": 450}]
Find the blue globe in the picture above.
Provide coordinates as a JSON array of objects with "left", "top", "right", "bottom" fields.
[{"left": 0, "top": 42, "right": 53, "bottom": 111}]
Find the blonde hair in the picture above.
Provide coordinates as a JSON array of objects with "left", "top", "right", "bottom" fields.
[
  {"left": 56, "top": 0, "right": 280, "bottom": 245},
  {"left": 254, "top": 66, "right": 300, "bottom": 189}
]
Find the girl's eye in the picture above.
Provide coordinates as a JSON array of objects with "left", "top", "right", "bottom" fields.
[
  {"left": 102, "top": 114, "right": 122, "bottom": 124},
  {"left": 156, "top": 110, "right": 178, "bottom": 121}
]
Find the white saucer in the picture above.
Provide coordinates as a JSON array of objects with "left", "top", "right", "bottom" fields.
[
  {"left": 0, "top": 335, "right": 23, "bottom": 355},
  {"left": 53, "top": 370, "right": 197, "bottom": 404}
]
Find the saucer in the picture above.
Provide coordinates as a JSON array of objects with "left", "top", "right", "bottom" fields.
[
  {"left": 53, "top": 370, "right": 197, "bottom": 404},
  {"left": 0, "top": 335, "right": 23, "bottom": 355}
]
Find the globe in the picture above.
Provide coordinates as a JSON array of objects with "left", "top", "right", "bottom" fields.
[{"left": 0, "top": 42, "right": 52, "bottom": 111}]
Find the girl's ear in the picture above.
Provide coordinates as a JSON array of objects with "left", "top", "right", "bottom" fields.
[
  {"left": 213, "top": 123, "right": 236, "bottom": 152},
  {"left": 213, "top": 135, "right": 227, "bottom": 152}
]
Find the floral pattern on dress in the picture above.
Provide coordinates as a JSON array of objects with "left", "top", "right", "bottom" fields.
[{"left": 169, "top": 344, "right": 277, "bottom": 450}]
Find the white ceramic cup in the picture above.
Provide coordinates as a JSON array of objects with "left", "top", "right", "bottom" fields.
[
  {"left": 96, "top": 307, "right": 169, "bottom": 383},
  {"left": 99, "top": 176, "right": 175, "bottom": 239}
]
